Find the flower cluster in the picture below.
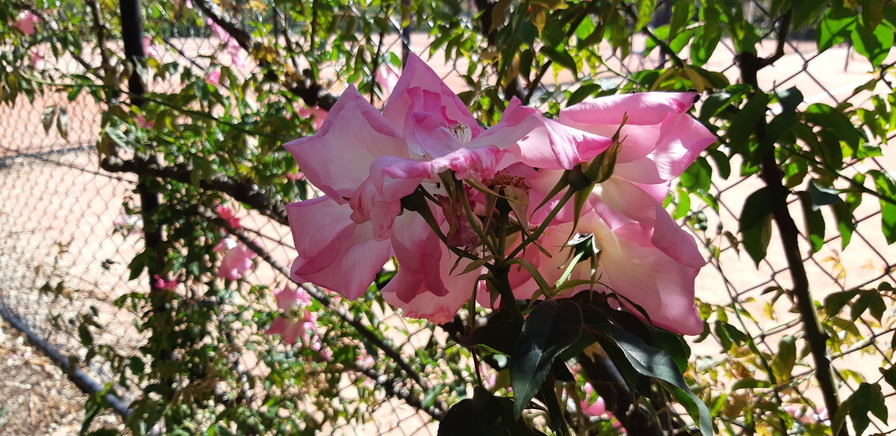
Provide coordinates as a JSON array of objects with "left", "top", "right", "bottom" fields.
[{"left": 283, "top": 55, "right": 714, "bottom": 334}]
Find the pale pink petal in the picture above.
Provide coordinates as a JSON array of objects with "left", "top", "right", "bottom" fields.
[
  {"left": 497, "top": 99, "right": 613, "bottom": 170},
  {"left": 382, "top": 53, "right": 483, "bottom": 140},
  {"left": 381, "top": 214, "right": 480, "bottom": 324},
  {"left": 135, "top": 115, "right": 154, "bottom": 129},
  {"left": 29, "top": 50, "right": 43, "bottom": 69},
  {"left": 515, "top": 209, "right": 703, "bottom": 335},
  {"left": 206, "top": 18, "right": 231, "bottom": 43},
  {"left": 558, "top": 92, "right": 715, "bottom": 198},
  {"left": 143, "top": 36, "right": 160, "bottom": 58},
  {"left": 297, "top": 106, "right": 328, "bottom": 130},
  {"left": 227, "top": 40, "right": 244, "bottom": 69},
  {"left": 284, "top": 86, "right": 408, "bottom": 203},
  {"left": 152, "top": 275, "right": 179, "bottom": 291},
  {"left": 274, "top": 284, "right": 300, "bottom": 311},
  {"left": 286, "top": 197, "right": 391, "bottom": 300},
  {"left": 215, "top": 205, "right": 235, "bottom": 220},
  {"left": 213, "top": 237, "right": 237, "bottom": 252}
]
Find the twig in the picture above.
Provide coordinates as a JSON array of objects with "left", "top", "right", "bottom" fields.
[
  {"left": 191, "top": 0, "right": 339, "bottom": 110},
  {"left": 100, "top": 155, "right": 290, "bottom": 226}
]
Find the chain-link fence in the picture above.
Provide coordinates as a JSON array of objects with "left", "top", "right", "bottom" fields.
[{"left": 1, "top": 0, "right": 895, "bottom": 434}]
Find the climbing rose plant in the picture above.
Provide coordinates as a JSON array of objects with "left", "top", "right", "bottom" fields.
[{"left": 283, "top": 54, "right": 717, "bottom": 433}]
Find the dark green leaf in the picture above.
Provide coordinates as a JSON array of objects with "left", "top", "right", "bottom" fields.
[
  {"left": 739, "top": 186, "right": 789, "bottom": 264},
  {"left": 808, "top": 180, "right": 842, "bottom": 210},
  {"left": 598, "top": 324, "right": 713, "bottom": 435},
  {"left": 727, "top": 93, "right": 770, "bottom": 155},
  {"left": 510, "top": 300, "right": 583, "bottom": 416},
  {"left": 831, "top": 201, "right": 856, "bottom": 248},
  {"left": 824, "top": 290, "right": 860, "bottom": 317},
  {"left": 881, "top": 364, "right": 896, "bottom": 390},
  {"left": 852, "top": 291, "right": 886, "bottom": 322},
  {"left": 798, "top": 192, "right": 826, "bottom": 253},
  {"left": 869, "top": 170, "right": 896, "bottom": 244}
]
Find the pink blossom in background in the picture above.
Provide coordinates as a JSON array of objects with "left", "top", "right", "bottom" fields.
[
  {"left": 206, "top": 18, "right": 245, "bottom": 69},
  {"left": 214, "top": 205, "right": 241, "bottom": 229},
  {"left": 785, "top": 405, "right": 829, "bottom": 425},
  {"left": 213, "top": 236, "right": 237, "bottom": 252},
  {"left": 152, "top": 275, "right": 179, "bottom": 291},
  {"left": 29, "top": 50, "right": 43, "bottom": 69},
  {"left": 285, "top": 170, "right": 304, "bottom": 181},
  {"left": 265, "top": 285, "right": 315, "bottom": 345},
  {"left": 205, "top": 69, "right": 221, "bottom": 87},
  {"left": 297, "top": 106, "right": 328, "bottom": 130},
  {"left": 217, "top": 240, "right": 257, "bottom": 280},
  {"left": 135, "top": 115, "right": 154, "bottom": 129},
  {"left": 142, "top": 36, "right": 160, "bottom": 58},
  {"left": 15, "top": 11, "right": 39, "bottom": 35},
  {"left": 375, "top": 63, "right": 400, "bottom": 95},
  {"left": 580, "top": 383, "right": 608, "bottom": 417}
]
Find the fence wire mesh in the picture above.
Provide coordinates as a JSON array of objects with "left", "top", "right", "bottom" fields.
[{"left": 1, "top": 0, "right": 895, "bottom": 434}]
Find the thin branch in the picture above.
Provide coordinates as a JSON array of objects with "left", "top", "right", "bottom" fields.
[
  {"left": 191, "top": 0, "right": 339, "bottom": 110},
  {"left": 738, "top": 8, "right": 845, "bottom": 433},
  {"left": 100, "top": 155, "right": 290, "bottom": 226}
]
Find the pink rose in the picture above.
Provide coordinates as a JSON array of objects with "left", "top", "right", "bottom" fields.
[
  {"left": 282, "top": 53, "right": 714, "bottom": 330},
  {"left": 217, "top": 240, "right": 257, "bottom": 280},
  {"left": 205, "top": 69, "right": 221, "bottom": 87},
  {"left": 152, "top": 274, "right": 179, "bottom": 291},
  {"left": 15, "top": 11, "right": 39, "bottom": 36}
]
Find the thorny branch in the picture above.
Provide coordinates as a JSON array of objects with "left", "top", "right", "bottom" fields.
[
  {"left": 738, "top": 8, "right": 845, "bottom": 436},
  {"left": 100, "top": 155, "right": 290, "bottom": 226}
]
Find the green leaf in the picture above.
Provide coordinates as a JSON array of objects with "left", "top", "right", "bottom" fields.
[
  {"left": 861, "top": 0, "right": 886, "bottom": 31},
  {"left": 731, "top": 378, "right": 773, "bottom": 390},
  {"left": 439, "top": 388, "right": 547, "bottom": 436},
  {"left": 792, "top": 0, "right": 828, "bottom": 29},
  {"left": 510, "top": 300, "right": 583, "bottom": 416},
  {"left": 852, "top": 290, "right": 887, "bottom": 322},
  {"left": 831, "top": 201, "right": 856, "bottom": 248},
  {"left": 851, "top": 21, "right": 894, "bottom": 68},
  {"left": 817, "top": 11, "right": 856, "bottom": 51},
  {"left": 798, "top": 192, "right": 826, "bottom": 253},
  {"left": 880, "top": 364, "right": 896, "bottom": 390},
  {"left": 727, "top": 93, "right": 770, "bottom": 155},
  {"left": 771, "top": 335, "right": 797, "bottom": 382},
  {"left": 739, "top": 186, "right": 789, "bottom": 264},
  {"left": 824, "top": 290, "right": 860, "bottom": 317},
  {"left": 690, "top": 5, "right": 721, "bottom": 66},
  {"left": 808, "top": 180, "right": 841, "bottom": 209},
  {"left": 598, "top": 324, "right": 713, "bottom": 435},
  {"left": 838, "top": 382, "right": 889, "bottom": 435},
  {"left": 868, "top": 170, "right": 896, "bottom": 244}
]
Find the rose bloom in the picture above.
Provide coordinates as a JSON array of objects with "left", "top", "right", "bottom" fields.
[{"left": 283, "top": 54, "right": 714, "bottom": 333}]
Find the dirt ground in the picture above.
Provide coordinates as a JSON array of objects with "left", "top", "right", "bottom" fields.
[{"left": 0, "top": 318, "right": 121, "bottom": 436}]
